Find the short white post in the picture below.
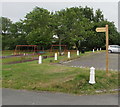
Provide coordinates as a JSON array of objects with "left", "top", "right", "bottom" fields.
[
  {"left": 97, "top": 48, "right": 99, "bottom": 51},
  {"left": 100, "top": 48, "right": 101, "bottom": 51},
  {"left": 68, "top": 52, "right": 70, "bottom": 58},
  {"left": 61, "top": 52, "right": 64, "bottom": 55},
  {"left": 89, "top": 67, "right": 95, "bottom": 84},
  {"left": 38, "top": 56, "right": 42, "bottom": 64},
  {"left": 54, "top": 53, "right": 57, "bottom": 60},
  {"left": 24, "top": 53, "right": 26, "bottom": 56},
  {"left": 93, "top": 49, "right": 94, "bottom": 53},
  {"left": 77, "top": 50, "right": 79, "bottom": 56}
]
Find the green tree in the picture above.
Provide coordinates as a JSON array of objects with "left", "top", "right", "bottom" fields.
[
  {"left": 0, "top": 17, "right": 13, "bottom": 49},
  {"left": 53, "top": 7, "right": 95, "bottom": 51},
  {"left": 52, "top": 10, "right": 68, "bottom": 54},
  {"left": 94, "top": 9, "right": 104, "bottom": 22},
  {"left": 23, "top": 7, "right": 53, "bottom": 49},
  {"left": 0, "top": 17, "right": 12, "bottom": 34},
  {"left": 81, "top": 6, "right": 94, "bottom": 21},
  {"left": 1, "top": 6, "right": 119, "bottom": 51}
]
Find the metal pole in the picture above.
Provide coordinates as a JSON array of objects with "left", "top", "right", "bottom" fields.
[{"left": 106, "top": 25, "right": 109, "bottom": 73}]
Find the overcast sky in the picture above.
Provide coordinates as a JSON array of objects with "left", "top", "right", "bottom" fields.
[{"left": 1, "top": 0, "right": 119, "bottom": 30}]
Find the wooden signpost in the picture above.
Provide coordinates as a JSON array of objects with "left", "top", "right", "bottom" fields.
[
  {"left": 96, "top": 25, "right": 109, "bottom": 73},
  {"left": 96, "top": 27, "right": 106, "bottom": 32}
]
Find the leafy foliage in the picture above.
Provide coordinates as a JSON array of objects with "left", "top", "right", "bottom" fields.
[{"left": 1, "top": 6, "right": 120, "bottom": 50}]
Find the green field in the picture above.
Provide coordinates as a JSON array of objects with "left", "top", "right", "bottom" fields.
[{"left": 2, "top": 50, "right": 119, "bottom": 95}]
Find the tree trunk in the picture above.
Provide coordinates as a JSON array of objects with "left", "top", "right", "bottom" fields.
[{"left": 59, "top": 37, "right": 62, "bottom": 55}]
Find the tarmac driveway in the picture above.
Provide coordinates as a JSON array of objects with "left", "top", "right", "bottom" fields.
[{"left": 62, "top": 52, "right": 119, "bottom": 71}]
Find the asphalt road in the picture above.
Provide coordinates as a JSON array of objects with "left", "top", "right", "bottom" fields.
[
  {"left": 62, "top": 52, "right": 119, "bottom": 71},
  {"left": 2, "top": 88, "right": 118, "bottom": 105}
]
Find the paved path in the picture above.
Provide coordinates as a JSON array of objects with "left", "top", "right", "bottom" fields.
[
  {"left": 2, "top": 88, "right": 118, "bottom": 105},
  {"left": 62, "top": 52, "right": 119, "bottom": 71}
]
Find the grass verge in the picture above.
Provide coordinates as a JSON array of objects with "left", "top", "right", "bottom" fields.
[{"left": 2, "top": 60, "right": 118, "bottom": 95}]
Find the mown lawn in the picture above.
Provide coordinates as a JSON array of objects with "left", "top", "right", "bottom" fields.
[{"left": 2, "top": 59, "right": 118, "bottom": 95}]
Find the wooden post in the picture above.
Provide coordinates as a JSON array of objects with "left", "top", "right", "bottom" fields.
[
  {"left": 106, "top": 25, "right": 109, "bottom": 73},
  {"left": 96, "top": 25, "right": 109, "bottom": 73}
]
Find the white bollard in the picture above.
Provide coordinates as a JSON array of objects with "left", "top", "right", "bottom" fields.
[
  {"left": 77, "top": 50, "right": 79, "bottom": 56},
  {"left": 54, "top": 53, "right": 57, "bottom": 60},
  {"left": 93, "top": 49, "right": 94, "bottom": 53},
  {"left": 38, "top": 56, "right": 42, "bottom": 64},
  {"left": 97, "top": 48, "right": 99, "bottom": 51},
  {"left": 89, "top": 67, "right": 96, "bottom": 84},
  {"left": 68, "top": 52, "right": 70, "bottom": 58},
  {"left": 61, "top": 52, "right": 64, "bottom": 55},
  {"left": 24, "top": 53, "right": 26, "bottom": 56},
  {"left": 100, "top": 48, "right": 101, "bottom": 51}
]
